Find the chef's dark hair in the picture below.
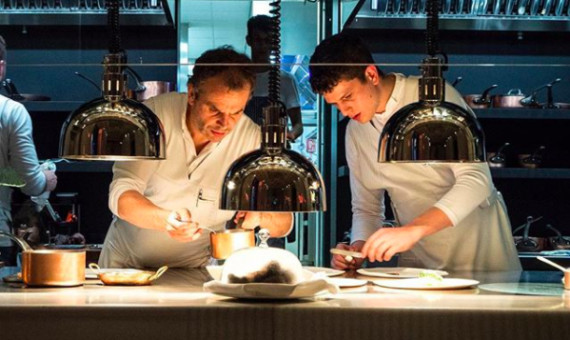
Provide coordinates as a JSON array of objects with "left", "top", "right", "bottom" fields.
[
  {"left": 188, "top": 46, "right": 255, "bottom": 92},
  {"left": 0, "top": 35, "right": 6, "bottom": 61},
  {"left": 247, "top": 15, "right": 272, "bottom": 36},
  {"left": 309, "top": 32, "right": 383, "bottom": 94}
]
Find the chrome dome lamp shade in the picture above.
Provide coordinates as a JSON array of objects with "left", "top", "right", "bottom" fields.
[
  {"left": 59, "top": 0, "right": 165, "bottom": 161},
  {"left": 378, "top": 0, "right": 486, "bottom": 163},
  {"left": 220, "top": 104, "right": 326, "bottom": 212},
  {"left": 378, "top": 57, "right": 486, "bottom": 163},
  {"left": 220, "top": 0, "right": 326, "bottom": 212}
]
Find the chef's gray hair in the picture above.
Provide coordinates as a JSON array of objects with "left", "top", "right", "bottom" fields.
[{"left": 188, "top": 46, "right": 256, "bottom": 94}]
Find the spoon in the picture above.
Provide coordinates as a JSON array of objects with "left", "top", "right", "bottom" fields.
[{"left": 537, "top": 256, "right": 568, "bottom": 272}]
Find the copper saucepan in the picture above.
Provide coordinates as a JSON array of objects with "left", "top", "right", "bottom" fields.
[
  {"left": 209, "top": 229, "right": 255, "bottom": 260},
  {"left": 124, "top": 67, "right": 175, "bottom": 101},
  {"left": 0, "top": 231, "right": 85, "bottom": 287},
  {"left": 492, "top": 88, "right": 526, "bottom": 108},
  {"left": 463, "top": 84, "right": 498, "bottom": 109}
]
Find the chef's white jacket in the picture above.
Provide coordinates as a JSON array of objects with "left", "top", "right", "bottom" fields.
[
  {"left": 347, "top": 74, "right": 521, "bottom": 271},
  {"left": 99, "top": 93, "right": 261, "bottom": 268}
]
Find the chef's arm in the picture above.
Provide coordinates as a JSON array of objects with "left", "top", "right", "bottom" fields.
[
  {"left": 402, "top": 206, "right": 453, "bottom": 238},
  {"left": 239, "top": 211, "right": 293, "bottom": 237},
  {"left": 260, "top": 212, "right": 293, "bottom": 237},
  {"left": 117, "top": 190, "right": 170, "bottom": 231}
]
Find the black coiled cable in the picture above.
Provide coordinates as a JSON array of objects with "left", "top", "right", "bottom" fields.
[
  {"left": 426, "top": 0, "right": 440, "bottom": 57},
  {"left": 107, "top": 0, "right": 122, "bottom": 53},
  {"left": 268, "top": 0, "right": 281, "bottom": 106}
]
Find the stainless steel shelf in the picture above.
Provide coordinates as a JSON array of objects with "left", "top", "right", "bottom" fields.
[
  {"left": 0, "top": 10, "right": 172, "bottom": 26},
  {"left": 474, "top": 108, "right": 570, "bottom": 119},
  {"left": 349, "top": 15, "right": 570, "bottom": 32}
]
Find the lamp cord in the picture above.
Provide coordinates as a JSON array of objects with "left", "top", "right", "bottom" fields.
[
  {"left": 269, "top": 0, "right": 281, "bottom": 106},
  {"left": 426, "top": 0, "right": 439, "bottom": 57},
  {"left": 107, "top": 0, "right": 122, "bottom": 53}
]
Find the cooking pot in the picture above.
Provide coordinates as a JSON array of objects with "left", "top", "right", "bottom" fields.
[
  {"left": 518, "top": 145, "right": 546, "bottom": 169},
  {"left": 209, "top": 228, "right": 255, "bottom": 260},
  {"left": 492, "top": 89, "right": 526, "bottom": 108},
  {"left": 487, "top": 142, "right": 510, "bottom": 168},
  {"left": 0, "top": 231, "right": 85, "bottom": 287},
  {"left": 546, "top": 224, "right": 570, "bottom": 250},
  {"left": 124, "top": 66, "right": 174, "bottom": 101},
  {"left": 520, "top": 78, "right": 562, "bottom": 109},
  {"left": 512, "top": 216, "right": 546, "bottom": 252},
  {"left": 463, "top": 84, "right": 498, "bottom": 109},
  {"left": 1, "top": 79, "right": 51, "bottom": 102}
]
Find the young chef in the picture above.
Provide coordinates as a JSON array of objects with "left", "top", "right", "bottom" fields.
[
  {"left": 309, "top": 33, "right": 521, "bottom": 272},
  {"left": 99, "top": 47, "right": 293, "bottom": 269}
]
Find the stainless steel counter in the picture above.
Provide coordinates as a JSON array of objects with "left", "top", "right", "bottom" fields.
[{"left": 0, "top": 267, "right": 569, "bottom": 340}]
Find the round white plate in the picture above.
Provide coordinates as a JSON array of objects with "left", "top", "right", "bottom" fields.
[
  {"left": 357, "top": 267, "right": 448, "bottom": 279},
  {"left": 328, "top": 278, "right": 367, "bottom": 288},
  {"left": 373, "top": 278, "right": 479, "bottom": 290},
  {"left": 303, "top": 266, "right": 345, "bottom": 277},
  {"left": 86, "top": 268, "right": 146, "bottom": 280}
]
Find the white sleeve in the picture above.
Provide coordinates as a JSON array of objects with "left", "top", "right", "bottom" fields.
[
  {"left": 108, "top": 98, "right": 162, "bottom": 216},
  {"left": 281, "top": 73, "right": 301, "bottom": 109},
  {"left": 431, "top": 83, "right": 494, "bottom": 226},
  {"left": 346, "top": 126, "right": 385, "bottom": 242},
  {"left": 433, "top": 163, "right": 493, "bottom": 227}
]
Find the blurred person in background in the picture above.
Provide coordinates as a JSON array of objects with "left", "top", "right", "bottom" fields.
[
  {"left": 0, "top": 35, "right": 57, "bottom": 264},
  {"left": 244, "top": 15, "right": 303, "bottom": 248}
]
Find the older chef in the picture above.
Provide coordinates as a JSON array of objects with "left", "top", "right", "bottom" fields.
[
  {"left": 309, "top": 33, "right": 521, "bottom": 272},
  {"left": 99, "top": 47, "right": 292, "bottom": 269}
]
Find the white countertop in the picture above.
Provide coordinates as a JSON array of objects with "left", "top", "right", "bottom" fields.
[{"left": 0, "top": 267, "right": 569, "bottom": 340}]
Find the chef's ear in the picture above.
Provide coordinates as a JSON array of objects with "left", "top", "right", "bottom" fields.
[
  {"left": 188, "top": 83, "right": 198, "bottom": 105},
  {"left": 364, "top": 65, "right": 380, "bottom": 85}
]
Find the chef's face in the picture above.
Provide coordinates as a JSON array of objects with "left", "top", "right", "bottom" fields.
[
  {"left": 187, "top": 74, "right": 252, "bottom": 143},
  {"left": 322, "top": 65, "right": 381, "bottom": 124}
]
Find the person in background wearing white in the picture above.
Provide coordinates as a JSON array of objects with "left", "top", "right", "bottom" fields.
[
  {"left": 0, "top": 35, "right": 57, "bottom": 264},
  {"left": 244, "top": 14, "right": 303, "bottom": 249},
  {"left": 99, "top": 46, "right": 293, "bottom": 269},
  {"left": 309, "top": 33, "right": 521, "bottom": 272}
]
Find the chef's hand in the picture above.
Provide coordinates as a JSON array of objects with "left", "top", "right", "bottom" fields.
[
  {"left": 43, "top": 170, "right": 57, "bottom": 192},
  {"left": 235, "top": 211, "right": 259, "bottom": 229},
  {"left": 361, "top": 227, "right": 423, "bottom": 263},
  {"left": 331, "top": 241, "right": 365, "bottom": 270},
  {"left": 165, "top": 209, "right": 202, "bottom": 242}
]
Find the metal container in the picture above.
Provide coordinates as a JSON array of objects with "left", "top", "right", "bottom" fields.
[
  {"left": 492, "top": 89, "right": 526, "bottom": 108},
  {"left": 22, "top": 249, "right": 85, "bottom": 287},
  {"left": 463, "top": 84, "right": 498, "bottom": 109},
  {"left": 0, "top": 231, "right": 85, "bottom": 287},
  {"left": 209, "top": 229, "right": 255, "bottom": 260}
]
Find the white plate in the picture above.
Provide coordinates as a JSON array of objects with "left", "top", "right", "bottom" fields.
[
  {"left": 328, "top": 278, "right": 367, "bottom": 288},
  {"left": 303, "top": 266, "right": 345, "bottom": 277},
  {"left": 86, "top": 268, "right": 146, "bottom": 280},
  {"left": 204, "top": 279, "right": 339, "bottom": 299},
  {"left": 357, "top": 267, "right": 448, "bottom": 279},
  {"left": 373, "top": 278, "right": 479, "bottom": 290}
]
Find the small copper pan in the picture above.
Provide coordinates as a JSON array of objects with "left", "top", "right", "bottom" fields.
[
  {"left": 0, "top": 231, "right": 85, "bottom": 287},
  {"left": 209, "top": 229, "right": 255, "bottom": 260}
]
